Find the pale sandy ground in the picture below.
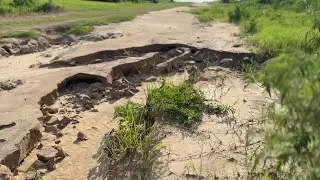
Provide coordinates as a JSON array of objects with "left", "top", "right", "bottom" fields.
[{"left": 0, "top": 5, "right": 272, "bottom": 180}]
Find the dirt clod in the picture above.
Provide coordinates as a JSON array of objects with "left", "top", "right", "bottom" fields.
[
  {"left": 76, "top": 132, "right": 88, "bottom": 142},
  {"left": 0, "top": 79, "right": 24, "bottom": 91},
  {"left": 0, "top": 164, "right": 14, "bottom": 180}
]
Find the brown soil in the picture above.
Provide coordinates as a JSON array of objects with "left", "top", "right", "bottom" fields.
[{"left": 0, "top": 5, "right": 272, "bottom": 180}]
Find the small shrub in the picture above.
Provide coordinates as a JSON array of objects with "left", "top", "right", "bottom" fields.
[
  {"left": 228, "top": 6, "right": 241, "bottom": 23},
  {"left": 221, "top": 0, "right": 230, "bottom": 3},
  {"left": 67, "top": 25, "right": 93, "bottom": 36},
  {"left": 36, "top": 2, "right": 62, "bottom": 12},
  {"left": 104, "top": 101, "right": 159, "bottom": 176},
  {"left": 243, "top": 19, "right": 257, "bottom": 33},
  {"left": 148, "top": 82, "right": 207, "bottom": 127}
]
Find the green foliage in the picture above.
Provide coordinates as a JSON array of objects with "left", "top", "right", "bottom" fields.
[
  {"left": 103, "top": 101, "right": 159, "bottom": 176},
  {"left": 36, "top": 1, "right": 61, "bottom": 12},
  {"left": 148, "top": 82, "right": 207, "bottom": 127},
  {"left": 191, "top": 4, "right": 234, "bottom": 22},
  {"left": 253, "top": 51, "right": 320, "bottom": 178},
  {"left": 67, "top": 24, "right": 93, "bottom": 36},
  {"left": 228, "top": 5, "right": 241, "bottom": 23},
  {"left": 2, "top": 30, "right": 37, "bottom": 38}
]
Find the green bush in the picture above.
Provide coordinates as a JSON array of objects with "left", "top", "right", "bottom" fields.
[
  {"left": 148, "top": 82, "right": 207, "bottom": 127},
  {"left": 254, "top": 51, "right": 320, "bottom": 178},
  {"left": 36, "top": 2, "right": 62, "bottom": 12},
  {"left": 228, "top": 5, "right": 241, "bottom": 23}
]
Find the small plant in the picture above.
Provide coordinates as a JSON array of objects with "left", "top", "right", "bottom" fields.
[
  {"left": 67, "top": 24, "right": 93, "bottom": 36},
  {"left": 205, "top": 103, "right": 234, "bottom": 116},
  {"left": 36, "top": 1, "right": 62, "bottom": 12},
  {"left": 221, "top": 0, "right": 230, "bottom": 3},
  {"left": 243, "top": 19, "right": 257, "bottom": 34},
  {"left": 148, "top": 82, "right": 207, "bottom": 127},
  {"left": 228, "top": 5, "right": 241, "bottom": 23},
  {"left": 103, "top": 101, "right": 159, "bottom": 178},
  {"left": 31, "top": 172, "right": 43, "bottom": 180}
]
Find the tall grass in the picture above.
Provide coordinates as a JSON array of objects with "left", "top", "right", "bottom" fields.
[{"left": 194, "top": 0, "right": 320, "bottom": 178}]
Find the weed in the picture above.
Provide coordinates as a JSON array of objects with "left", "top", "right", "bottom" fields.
[
  {"left": 148, "top": 82, "right": 207, "bottom": 127},
  {"left": 103, "top": 101, "right": 160, "bottom": 178},
  {"left": 36, "top": 1, "right": 62, "bottom": 12},
  {"left": 205, "top": 103, "right": 234, "bottom": 116},
  {"left": 31, "top": 172, "right": 43, "bottom": 180},
  {"left": 67, "top": 24, "right": 93, "bottom": 36}
]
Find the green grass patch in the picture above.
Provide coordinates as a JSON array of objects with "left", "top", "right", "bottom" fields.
[
  {"left": 148, "top": 82, "right": 207, "bottom": 127},
  {"left": 191, "top": 3, "right": 234, "bottom": 22},
  {"left": 67, "top": 24, "right": 93, "bottom": 36},
  {"left": 193, "top": 1, "right": 318, "bottom": 55},
  {"left": 1, "top": 30, "right": 37, "bottom": 38},
  {"left": 103, "top": 101, "right": 159, "bottom": 178}
]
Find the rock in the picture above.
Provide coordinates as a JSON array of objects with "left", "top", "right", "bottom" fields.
[
  {"left": 0, "top": 48, "right": 9, "bottom": 57},
  {"left": 219, "top": 58, "right": 234, "bottom": 68},
  {"left": 55, "top": 35, "right": 77, "bottom": 45},
  {"left": 41, "top": 107, "right": 59, "bottom": 115},
  {"left": 166, "top": 48, "right": 183, "bottom": 58},
  {"left": 0, "top": 164, "right": 15, "bottom": 180},
  {"left": 36, "top": 146, "right": 58, "bottom": 163},
  {"left": 45, "top": 159, "right": 56, "bottom": 171},
  {"left": 124, "top": 89, "right": 135, "bottom": 97},
  {"left": 0, "top": 79, "right": 24, "bottom": 91},
  {"left": 36, "top": 143, "right": 43, "bottom": 149},
  {"left": 32, "top": 160, "right": 47, "bottom": 170},
  {"left": 187, "top": 65, "right": 198, "bottom": 74},
  {"left": 90, "top": 108, "right": 99, "bottom": 112},
  {"left": 110, "top": 89, "right": 125, "bottom": 99},
  {"left": 76, "top": 132, "right": 88, "bottom": 142},
  {"left": 54, "top": 139, "right": 61, "bottom": 144},
  {"left": 46, "top": 115, "right": 59, "bottom": 125},
  {"left": 178, "top": 68, "right": 184, "bottom": 73},
  {"left": 57, "top": 116, "right": 72, "bottom": 129},
  {"left": 52, "top": 146, "right": 66, "bottom": 160},
  {"left": 2, "top": 43, "right": 19, "bottom": 55},
  {"left": 79, "top": 35, "right": 106, "bottom": 42},
  {"left": 71, "top": 119, "right": 80, "bottom": 124},
  {"left": 37, "top": 168, "right": 48, "bottom": 175},
  {"left": 44, "top": 125, "right": 58, "bottom": 134},
  {"left": 19, "top": 40, "right": 38, "bottom": 54},
  {"left": 193, "top": 51, "right": 204, "bottom": 62},
  {"left": 184, "top": 60, "right": 196, "bottom": 65},
  {"left": 145, "top": 76, "right": 157, "bottom": 82},
  {"left": 84, "top": 104, "right": 93, "bottom": 110}
]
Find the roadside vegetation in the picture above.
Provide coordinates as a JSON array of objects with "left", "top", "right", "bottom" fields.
[
  {"left": 103, "top": 81, "right": 232, "bottom": 178},
  {"left": 0, "top": 0, "right": 187, "bottom": 38},
  {"left": 193, "top": 0, "right": 320, "bottom": 179}
]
